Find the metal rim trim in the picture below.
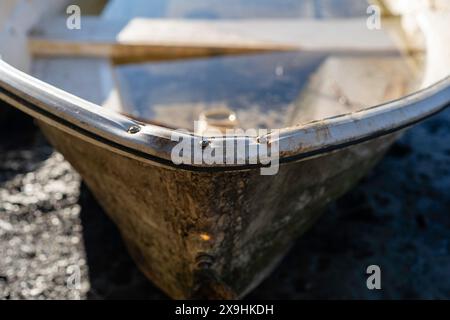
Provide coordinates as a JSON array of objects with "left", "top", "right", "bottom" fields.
[{"left": 0, "top": 60, "right": 449, "bottom": 171}]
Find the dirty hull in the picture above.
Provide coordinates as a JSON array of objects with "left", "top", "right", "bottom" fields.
[{"left": 39, "top": 121, "right": 400, "bottom": 299}]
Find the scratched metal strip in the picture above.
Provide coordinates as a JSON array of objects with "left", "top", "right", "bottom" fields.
[{"left": 0, "top": 60, "right": 449, "bottom": 171}]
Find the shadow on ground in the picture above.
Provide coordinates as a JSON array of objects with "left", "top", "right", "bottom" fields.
[{"left": 78, "top": 183, "right": 168, "bottom": 300}]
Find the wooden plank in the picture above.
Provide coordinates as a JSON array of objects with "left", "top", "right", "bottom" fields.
[
  {"left": 29, "top": 18, "right": 291, "bottom": 62},
  {"left": 28, "top": 17, "right": 417, "bottom": 61}
]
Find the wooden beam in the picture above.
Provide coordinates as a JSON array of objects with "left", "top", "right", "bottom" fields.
[{"left": 28, "top": 17, "right": 420, "bottom": 62}]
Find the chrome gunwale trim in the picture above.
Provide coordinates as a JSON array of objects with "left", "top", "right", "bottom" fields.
[{"left": 0, "top": 60, "right": 449, "bottom": 171}]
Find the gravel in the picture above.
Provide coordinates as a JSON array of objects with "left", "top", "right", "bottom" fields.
[{"left": 0, "top": 106, "right": 449, "bottom": 300}]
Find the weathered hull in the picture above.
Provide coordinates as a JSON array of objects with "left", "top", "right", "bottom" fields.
[{"left": 40, "top": 121, "right": 400, "bottom": 299}]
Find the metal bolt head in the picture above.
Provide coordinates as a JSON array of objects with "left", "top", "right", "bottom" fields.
[
  {"left": 195, "top": 253, "right": 215, "bottom": 269},
  {"left": 257, "top": 136, "right": 268, "bottom": 144},
  {"left": 127, "top": 125, "right": 141, "bottom": 134},
  {"left": 200, "top": 139, "right": 210, "bottom": 149}
]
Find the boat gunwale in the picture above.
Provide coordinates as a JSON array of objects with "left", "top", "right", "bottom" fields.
[{"left": 1, "top": 59, "right": 449, "bottom": 171}]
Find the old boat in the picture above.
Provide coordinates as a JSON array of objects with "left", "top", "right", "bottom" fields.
[{"left": 0, "top": 0, "right": 449, "bottom": 299}]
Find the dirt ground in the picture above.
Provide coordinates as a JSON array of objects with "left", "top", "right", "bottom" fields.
[{"left": 0, "top": 105, "right": 449, "bottom": 300}]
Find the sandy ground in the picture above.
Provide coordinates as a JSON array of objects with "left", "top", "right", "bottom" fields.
[{"left": 0, "top": 105, "right": 449, "bottom": 300}]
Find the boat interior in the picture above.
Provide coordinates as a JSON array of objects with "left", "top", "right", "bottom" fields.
[{"left": 0, "top": 0, "right": 449, "bottom": 135}]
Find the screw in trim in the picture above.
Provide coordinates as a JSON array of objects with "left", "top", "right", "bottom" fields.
[{"left": 127, "top": 125, "right": 141, "bottom": 134}]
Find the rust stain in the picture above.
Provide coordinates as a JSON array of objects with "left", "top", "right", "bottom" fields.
[{"left": 199, "top": 233, "right": 212, "bottom": 241}]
